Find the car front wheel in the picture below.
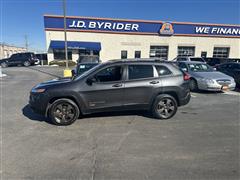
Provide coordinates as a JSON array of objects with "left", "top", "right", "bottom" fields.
[
  {"left": 189, "top": 79, "right": 198, "bottom": 91},
  {"left": 152, "top": 94, "right": 178, "bottom": 119},
  {"left": 1, "top": 62, "right": 8, "bottom": 68},
  {"left": 49, "top": 98, "right": 80, "bottom": 126},
  {"left": 23, "top": 61, "right": 31, "bottom": 67}
]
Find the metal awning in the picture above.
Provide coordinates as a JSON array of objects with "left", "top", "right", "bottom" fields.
[{"left": 49, "top": 40, "right": 101, "bottom": 51}]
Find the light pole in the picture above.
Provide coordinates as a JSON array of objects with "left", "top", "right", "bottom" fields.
[{"left": 63, "top": 0, "right": 71, "bottom": 77}]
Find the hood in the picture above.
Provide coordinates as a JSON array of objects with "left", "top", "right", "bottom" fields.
[
  {"left": 192, "top": 71, "right": 233, "bottom": 80},
  {"left": 0, "top": 58, "right": 8, "bottom": 62},
  {"left": 35, "top": 77, "right": 72, "bottom": 89}
]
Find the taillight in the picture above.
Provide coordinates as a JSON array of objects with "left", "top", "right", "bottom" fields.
[{"left": 183, "top": 72, "right": 190, "bottom": 81}]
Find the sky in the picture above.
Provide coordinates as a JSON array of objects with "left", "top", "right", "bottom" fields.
[{"left": 0, "top": 0, "right": 239, "bottom": 52}]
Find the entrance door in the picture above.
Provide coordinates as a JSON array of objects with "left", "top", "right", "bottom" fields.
[{"left": 78, "top": 49, "right": 100, "bottom": 63}]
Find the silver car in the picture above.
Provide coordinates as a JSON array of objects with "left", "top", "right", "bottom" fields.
[{"left": 177, "top": 61, "right": 236, "bottom": 91}]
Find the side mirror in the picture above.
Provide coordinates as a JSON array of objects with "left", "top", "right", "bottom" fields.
[
  {"left": 181, "top": 68, "right": 188, "bottom": 72},
  {"left": 86, "top": 77, "right": 97, "bottom": 86},
  {"left": 71, "top": 69, "right": 76, "bottom": 77}
]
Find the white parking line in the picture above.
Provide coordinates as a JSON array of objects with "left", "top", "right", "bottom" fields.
[
  {"left": 223, "top": 91, "right": 240, "bottom": 96},
  {"left": 191, "top": 94, "right": 197, "bottom": 98}
]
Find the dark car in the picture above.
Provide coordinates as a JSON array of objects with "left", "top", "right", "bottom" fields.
[
  {"left": 216, "top": 62, "right": 240, "bottom": 87},
  {"left": 29, "top": 59, "right": 191, "bottom": 126},
  {"left": 0, "top": 52, "right": 39, "bottom": 68},
  {"left": 203, "top": 57, "right": 230, "bottom": 67}
]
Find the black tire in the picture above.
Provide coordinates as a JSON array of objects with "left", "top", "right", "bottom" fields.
[
  {"left": 152, "top": 94, "right": 178, "bottom": 119},
  {"left": 1, "top": 62, "right": 8, "bottom": 68},
  {"left": 189, "top": 79, "right": 198, "bottom": 91},
  {"left": 49, "top": 98, "right": 80, "bottom": 126},
  {"left": 23, "top": 61, "right": 31, "bottom": 67}
]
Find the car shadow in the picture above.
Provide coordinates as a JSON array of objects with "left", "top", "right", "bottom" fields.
[
  {"left": 82, "top": 110, "right": 153, "bottom": 119},
  {"left": 22, "top": 105, "right": 52, "bottom": 124},
  {"left": 22, "top": 104, "right": 154, "bottom": 124}
]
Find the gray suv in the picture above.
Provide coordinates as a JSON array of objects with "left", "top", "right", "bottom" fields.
[{"left": 29, "top": 59, "right": 191, "bottom": 125}]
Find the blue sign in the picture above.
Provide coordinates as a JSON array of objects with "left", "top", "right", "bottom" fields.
[{"left": 44, "top": 16, "right": 240, "bottom": 38}]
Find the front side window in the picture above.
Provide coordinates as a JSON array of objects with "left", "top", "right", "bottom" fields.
[
  {"left": 94, "top": 66, "right": 122, "bottom": 82},
  {"left": 155, "top": 65, "right": 172, "bottom": 76},
  {"left": 128, "top": 65, "right": 153, "bottom": 80}
]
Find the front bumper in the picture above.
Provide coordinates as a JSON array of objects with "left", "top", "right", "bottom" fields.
[
  {"left": 198, "top": 81, "right": 236, "bottom": 91},
  {"left": 29, "top": 92, "right": 49, "bottom": 115}
]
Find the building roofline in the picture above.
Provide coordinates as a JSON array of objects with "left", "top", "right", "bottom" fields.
[
  {"left": 43, "top": 14, "right": 240, "bottom": 27},
  {"left": 0, "top": 42, "right": 26, "bottom": 49}
]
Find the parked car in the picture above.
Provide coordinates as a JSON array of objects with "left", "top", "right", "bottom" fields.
[
  {"left": 0, "top": 52, "right": 39, "bottom": 68},
  {"left": 177, "top": 61, "right": 236, "bottom": 91},
  {"left": 204, "top": 57, "right": 230, "bottom": 67},
  {"left": 173, "top": 56, "right": 206, "bottom": 62},
  {"left": 29, "top": 59, "right": 191, "bottom": 125},
  {"left": 216, "top": 62, "right": 240, "bottom": 87}
]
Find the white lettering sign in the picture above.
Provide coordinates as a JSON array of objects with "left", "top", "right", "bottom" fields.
[
  {"left": 68, "top": 20, "right": 139, "bottom": 31},
  {"left": 196, "top": 26, "right": 240, "bottom": 35}
]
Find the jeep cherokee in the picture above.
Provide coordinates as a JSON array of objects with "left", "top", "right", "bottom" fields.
[{"left": 29, "top": 59, "right": 191, "bottom": 125}]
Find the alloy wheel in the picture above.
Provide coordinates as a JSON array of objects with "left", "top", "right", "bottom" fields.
[
  {"left": 53, "top": 103, "right": 77, "bottom": 124},
  {"left": 157, "top": 98, "right": 176, "bottom": 118}
]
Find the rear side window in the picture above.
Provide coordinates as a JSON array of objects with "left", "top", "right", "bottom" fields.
[
  {"left": 190, "top": 58, "right": 205, "bottom": 62},
  {"left": 128, "top": 65, "right": 153, "bottom": 80},
  {"left": 155, "top": 65, "right": 172, "bottom": 76}
]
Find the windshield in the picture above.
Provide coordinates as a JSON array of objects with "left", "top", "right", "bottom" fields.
[
  {"left": 77, "top": 64, "right": 98, "bottom": 75},
  {"left": 188, "top": 63, "right": 213, "bottom": 72},
  {"left": 73, "top": 63, "right": 102, "bottom": 80}
]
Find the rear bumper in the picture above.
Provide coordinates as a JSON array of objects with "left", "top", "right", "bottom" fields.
[{"left": 179, "top": 91, "right": 191, "bottom": 106}]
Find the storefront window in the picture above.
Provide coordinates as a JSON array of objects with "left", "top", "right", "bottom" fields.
[
  {"left": 213, "top": 47, "right": 229, "bottom": 58},
  {"left": 149, "top": 46, "right": 168, "bottom": 60},
  {"left": 178, "top": 46, "right": 195, "bottom": 57},
  {"left": 53, "top": 49, "right": 72, "bottom": 60},
  {"left": 135, "top": 51, "right": 141, "bottom": 58},
  {"left": 121, "top": 50, "right": 127, "bottom": 59}
]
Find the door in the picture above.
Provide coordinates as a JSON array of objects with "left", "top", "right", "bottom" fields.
[
  {"left": 123, "top": 64, "right": 159, "bottom": 107},
  {"left": 8, "top": 54, "right": 20, "bottom": 65},
  {"left": 81, "top": 65, "right": 124, "bottom": 111}
]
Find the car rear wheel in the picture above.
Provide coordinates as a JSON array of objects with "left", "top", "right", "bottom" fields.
[
  {"left": 23, "top": 61, "right": 31, "bottom": 67},
  {"left": 189, "top": 79, "right": 198, "bottom": 91},
  {"left": 49, "top": 98, "right": 80, "bottom": 126},
  {"left": 1, "top": 62, "right": 8, "bottom": 68},
  {"left": 152, "top": 94, "right": 178, "bottom": 119}
]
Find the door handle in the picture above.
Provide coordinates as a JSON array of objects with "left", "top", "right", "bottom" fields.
[
  {"left": 112, "top": 83, "right": 122, "bottom": 87},
  {"left": 149, "top": 80, "right": 159, "bottom": 84}
]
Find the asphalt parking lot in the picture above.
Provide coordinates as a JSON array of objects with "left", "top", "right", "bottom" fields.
[{"left": 0, "top": 66, "right": 239, "bottom": 180}]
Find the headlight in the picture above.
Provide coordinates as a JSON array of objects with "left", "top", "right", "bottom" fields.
[
  {"left": 201, "top": 78, "right": 214, "bottom": 84},
  {"left": 31, "top": 88, "right": 46, "bottom": 93}
]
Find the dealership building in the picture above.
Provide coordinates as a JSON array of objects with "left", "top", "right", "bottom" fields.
[{"left": 44, "top": 15, "right": 240, "bottom": 62}]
